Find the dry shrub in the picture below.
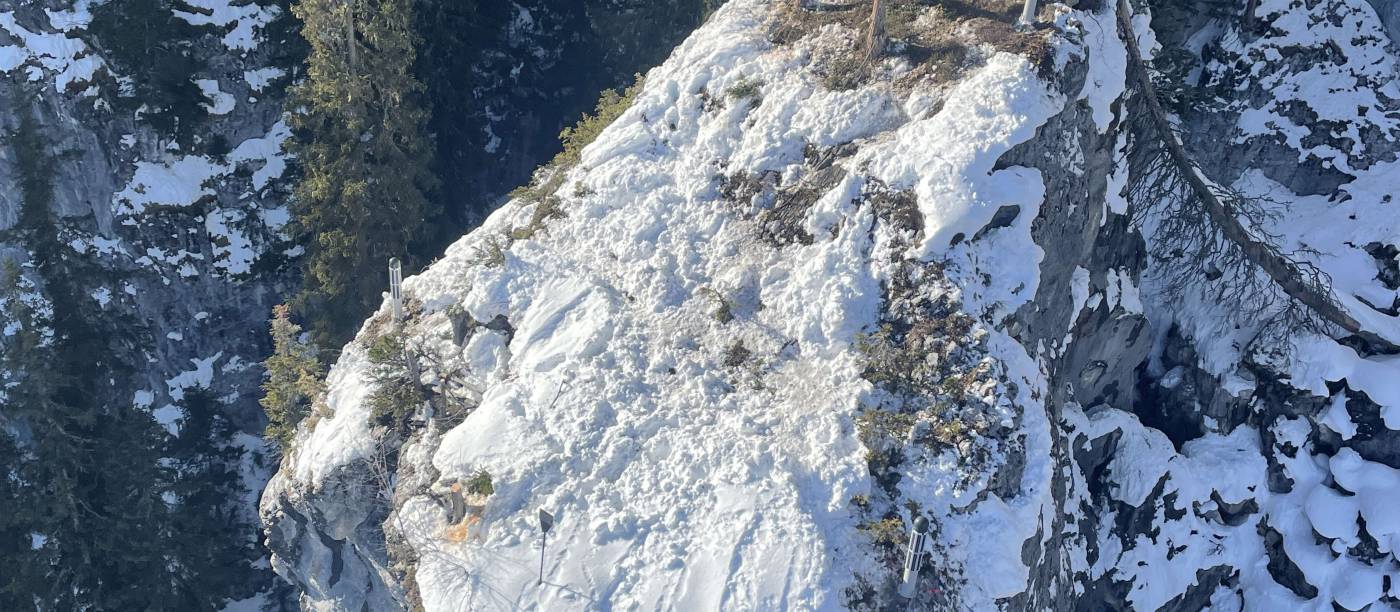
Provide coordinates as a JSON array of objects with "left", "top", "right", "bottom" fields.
[{"left": 770, "top": 0, "right": 1055, "bottom": 90}]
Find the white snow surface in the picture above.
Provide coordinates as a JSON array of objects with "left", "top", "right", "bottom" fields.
[
  {"left": 279, "top": 0, "right": 1121, "bottom": 609},
  {"left": 173, "top": 0, "right": 280, "bottom": 52}
]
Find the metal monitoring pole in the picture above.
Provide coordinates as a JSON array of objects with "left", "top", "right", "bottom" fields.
[
  {"left": 538, "top": 509, "right": 555, "bottom": 585},
  {"left": 1018, "top": 0, "right": 1038, "bottom": 27},
  {"left": 898, "top": 516, "right": 930, "bottom": 599},
  {"left": 388, "top": 257, "right": 404, "bottom": 322}
]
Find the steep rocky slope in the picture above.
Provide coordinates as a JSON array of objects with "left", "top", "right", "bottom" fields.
[
  {"left": 264, "top": 0, "right": 1400, "bottom": 610},
  {"left": 0, "top": 0, "right": 714, "bottom": 608}
]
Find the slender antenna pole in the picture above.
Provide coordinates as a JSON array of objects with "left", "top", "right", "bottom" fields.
[
  {"left": 388, "top": 257, "right": 403, "bottom": 322},
  {"left": 1018, "top": 0, "right": 1038, "bottom": 27}
]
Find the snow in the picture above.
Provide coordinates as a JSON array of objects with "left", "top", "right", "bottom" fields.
[
  {"left": 272, "top": 0, "right": 1400, "bottom": 608},
  {"left": 173, "top": 0, "right": 280, "bottom": 52},
  {"left": 1286, "top": 336, "right": 1400, "bottom": 430},
  {"left": 114, "top": 156, "right": 223, "bottom": 216},
  {"left": 1227, "top": 0, "right": 1399, "bottom": 173},
  {"left": 197, "top": 78, "right": 236, "bottom": 115},
  {"left": 1074, "top": 8, "right": 1128, "bottom": 132},
  {"left": 111, "top": 120, "right": 290, "bottom": 276},
  {"left": 243, "top": 66, "right": 285, "bottom": 92},
  {"left": 228, "top": 119, "right": 291, "bottom": 191},
  {"left": 206, "top": 208, "right": 256, "bottom": 276},
  {"left": 1319, "top": 392, "right": 1357, "bottom": 440},
  {"left": 1069, "top": 266, "right": 1091, "bottom": 328},
  {"left": 133, "top": 390, "right": 155, "bottom": 408},
  {"left": 153, "top": 404, "right": 184, "bottom": 435},
  {"left": 273, "top": 0, "right": 1141, "bottom": 608},
  {"left": 166, "top": 353, "right": 221, "bottom": 402},
  {"left": 115, "top": 120, "right": 289, "bottom": 215},
  {"left": 861, "top": 53, "right": 1059, "bottom": 256}
]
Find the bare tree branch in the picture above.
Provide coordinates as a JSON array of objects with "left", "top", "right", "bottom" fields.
[{"left": 1114, "top": 0, "right": 1399, "bottom": 353}]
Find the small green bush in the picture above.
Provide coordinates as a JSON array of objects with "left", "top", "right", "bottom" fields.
[
  {"left": 723, "top": 341, "right": 751, "bottom": 367},
  {"left": 725, "top": 77, "right": 763, "bottom": 102},
  {"left": 465, "top": 470, "right": 494, "bottom": 496},
  {"left": 261, "top": 305, "right": 325, "bottom": 447},
  {"left": 365, "top": 330, "right": 422, "bottom": 425},
  {"left": 698, "top": 287, "right": 734, "bottom": 324},
  {"left": 553, "top": 74, "right": 646, "bottom": 168},
  {"left": 509, "top": 195, "right": 565, "bottom": 240},
  {"left": 471, "top": 234, "right": 510, "bottom": 268}
]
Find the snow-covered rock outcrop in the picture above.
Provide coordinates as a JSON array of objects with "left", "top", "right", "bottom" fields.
[{"left": 263, "top": 0, "right": 1400, "bottom": 610}]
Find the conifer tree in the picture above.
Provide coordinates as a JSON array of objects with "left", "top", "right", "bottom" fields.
[
  {"left": 287, "top": 0, "right": 440, "bottom": 347},
  {"left": 261, "top": 304, "right": 324, "bottom": 447},
  {"left": 159, "top": 388, "right": 261, "bottom": 607}
]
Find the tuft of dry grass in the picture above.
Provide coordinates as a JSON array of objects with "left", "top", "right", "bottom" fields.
[{"left": 770, "top": 0, "right": 1056, "bottom": 90}]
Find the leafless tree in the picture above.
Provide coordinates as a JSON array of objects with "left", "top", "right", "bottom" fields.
[{"left": 1113, "top": 0, "right": 1398, "bottom": 353}]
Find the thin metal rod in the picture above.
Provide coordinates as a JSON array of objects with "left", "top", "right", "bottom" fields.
[
  {"left": 1018, "top": 0, "right": 1038, "bottom": 26},
  {"left": 388, "top": 257, "right": 403, "bottom": 322}
]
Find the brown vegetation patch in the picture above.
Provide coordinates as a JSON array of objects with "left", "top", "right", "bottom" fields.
[{"left": 770, "top": 0, "right": 1056, "bottom": 89}]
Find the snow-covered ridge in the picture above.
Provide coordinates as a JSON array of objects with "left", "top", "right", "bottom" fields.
[
  {"left": 264, "top": 0, "right": 1400, "bottom": 610},
  {"left": 266, "top": 0, "right": 1098, "bottom": 608}
]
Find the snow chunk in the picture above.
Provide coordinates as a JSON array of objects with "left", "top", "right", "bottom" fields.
[
  {"left": 153, "top": 404, "right": 183, "bottom": 435},
  {"left": 196, "top": 78, "right": 235, "bottom": 115},
  {"left": 243, "top": 66, "right": 284, "bottom": 92},
  {"left": 114, "top": 156, "right": 221, "bottom": 215},
  {"left": 1319, "top": 393, "right": 1357, "bottom": 440}
]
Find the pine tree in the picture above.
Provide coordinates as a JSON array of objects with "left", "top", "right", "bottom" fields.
[
  {"left": 287, "top": 0, "right": 440, "bottom": 347},
  {"left": 261, "top": 304, "right": 325, "bottom": 447},
  {"left": 0, "top": 259, "right": 52, "bottom": 609},
  {"left": 159, "top": 388, "right": 261, "bottom": 607}
]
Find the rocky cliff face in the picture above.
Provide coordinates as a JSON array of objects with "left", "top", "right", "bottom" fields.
[{"left": 1, "top": 0, "right": 299, "bottom": 604}]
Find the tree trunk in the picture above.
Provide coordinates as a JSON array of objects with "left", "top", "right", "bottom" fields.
[
  {"left": 1114, "top": 0, "right": 1399, "bottom": 352},
  {"left": 345, "top": 0, "right": 357, "bottom": 73},
  {"left": 865, "top": 0, "right": 886, "bottom": 63}
]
